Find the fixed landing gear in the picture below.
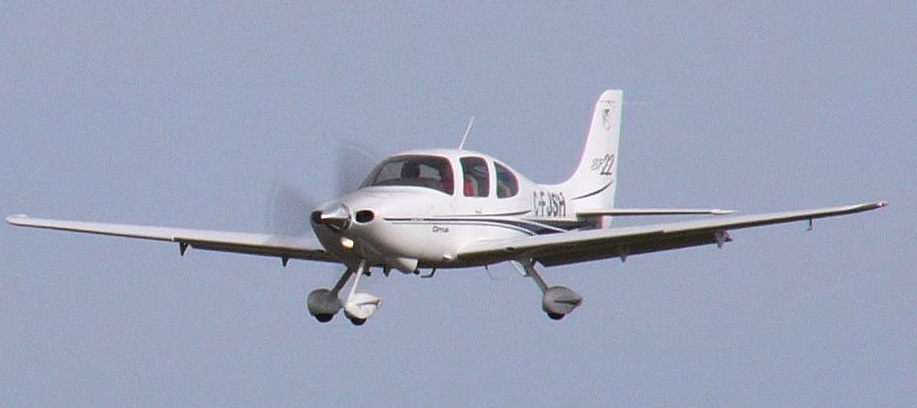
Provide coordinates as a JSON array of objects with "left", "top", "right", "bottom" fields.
[
  {"left": 342, "top": 268, "right": 381, "bottom": 324},
  {"left": 306, "top": 260, "right": 381, "bottom": 325},
  {"left": 519, "top": 260, "right": 583, "bottom": 320},
  {"left": 306, "top": 273, "right": 349, "bottom": 323}
]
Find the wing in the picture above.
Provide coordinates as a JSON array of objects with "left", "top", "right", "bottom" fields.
[
  {"left": 457, "top": 202, "right": 887, "bottom": 267},
  {"left": 6, "top": 215, "right": 339, "bottom": 264}
]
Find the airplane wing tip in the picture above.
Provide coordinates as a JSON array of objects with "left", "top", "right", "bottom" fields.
[
  {"left": 6, "top": 214, "right": 29, "bottom": 224},
  {"left": 858, "top": 201, "right": 888, "bottom": 211}
]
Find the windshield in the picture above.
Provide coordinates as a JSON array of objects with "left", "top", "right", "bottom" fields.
[{"left": 361, "top": 155, "right": 455, "bottom": 195}]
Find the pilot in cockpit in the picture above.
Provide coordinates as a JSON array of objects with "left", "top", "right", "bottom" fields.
[{"left": 400, "top": 161, "right": 421, "bottom": 179}]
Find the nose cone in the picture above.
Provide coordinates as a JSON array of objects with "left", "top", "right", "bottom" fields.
[{"left": 312, "top": 202, "right": 351, "bottom": 232}]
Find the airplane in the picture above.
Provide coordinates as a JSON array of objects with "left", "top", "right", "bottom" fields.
[{"left": 7, "top": 90, "right": 886, "bottom": 325}]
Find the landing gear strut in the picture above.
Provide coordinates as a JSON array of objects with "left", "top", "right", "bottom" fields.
[
  {"left": 307, "top": 260, "right": 381, "bottom": 325},
  {"left": 519, "top": 259, "right": 583, "bottom": 320}
]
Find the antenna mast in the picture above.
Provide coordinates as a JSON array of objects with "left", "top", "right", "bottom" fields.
[{"left": 458, "top": 116, "right": 475, "bottom": 150}]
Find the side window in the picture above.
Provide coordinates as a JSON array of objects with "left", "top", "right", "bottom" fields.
[
  {"left": 460, "top": 157, "right": 489, "bottom": 197},
  {"left": 495, "top": 162, "right": 519, "bottom": 198}
]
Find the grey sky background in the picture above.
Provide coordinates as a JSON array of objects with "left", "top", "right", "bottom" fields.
[{"left": 1, "top": 2, "right": 913, "bottom": 407}]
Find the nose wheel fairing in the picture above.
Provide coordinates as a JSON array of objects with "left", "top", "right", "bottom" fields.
[{"left": 342, "top": 265, "right": 381, "bottom": 324}]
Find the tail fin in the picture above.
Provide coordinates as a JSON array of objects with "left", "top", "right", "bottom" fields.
[{"left": 561, "top": 90, "right": 623, "bottom": 221}]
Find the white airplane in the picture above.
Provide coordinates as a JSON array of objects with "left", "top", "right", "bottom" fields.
[{"left": 7, "top": 90, "right": 886, "bottom": 325}]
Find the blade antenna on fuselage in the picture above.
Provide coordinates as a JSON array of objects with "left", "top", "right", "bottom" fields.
[{"left": 458, "top": 116, "right": 475, "bottom": 150}]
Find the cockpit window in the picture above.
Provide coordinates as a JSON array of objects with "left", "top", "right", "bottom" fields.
[
  {"left": 361, "top": 155, "right": 454, "bottom": 195},
  {"left": 460, "top": 157, "right": 489, "bottom": 197},
  {"left": 495, "top": 162, "right": 519, "bottom": 198}
]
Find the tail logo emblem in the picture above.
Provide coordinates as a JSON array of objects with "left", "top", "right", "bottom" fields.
[
  {"left": 601, "top": 102, "right": 615, "bottom": 130},
  {"left": 590, "top": 153, "right": 615, "bottom": 176}
]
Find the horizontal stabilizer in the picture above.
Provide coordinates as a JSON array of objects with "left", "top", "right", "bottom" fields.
[{"left": 577, "top": 208, "right": 734, "bottom": 216}]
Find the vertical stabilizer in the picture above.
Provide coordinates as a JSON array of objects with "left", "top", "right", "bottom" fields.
[{"left": 562, "top": 90, "right": 622, "bottom": 226}]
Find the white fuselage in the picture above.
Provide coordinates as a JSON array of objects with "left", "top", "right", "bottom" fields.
[{"left": 311, "top": 148, "right": 584, "bottom": 272}]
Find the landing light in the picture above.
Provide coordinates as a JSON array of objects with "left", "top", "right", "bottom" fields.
[{"left": 340, "top": 236, "right": 355, "bottom": 249}]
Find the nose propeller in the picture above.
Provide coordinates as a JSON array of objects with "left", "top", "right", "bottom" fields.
[{"left": 268, "top": 143, "right": 378, "bottom": 237}]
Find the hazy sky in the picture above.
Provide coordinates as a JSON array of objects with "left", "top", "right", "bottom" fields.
[{"left": 2, "top": 2, "right": 913, "bottom": 407}]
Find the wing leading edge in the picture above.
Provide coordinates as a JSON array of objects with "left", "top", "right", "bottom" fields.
[
  {"left": 457, "top": 201, "right": 887, "bottom": 267},
  {"left": 5, "top": 215, "right": 338, "bottom": 264}
]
